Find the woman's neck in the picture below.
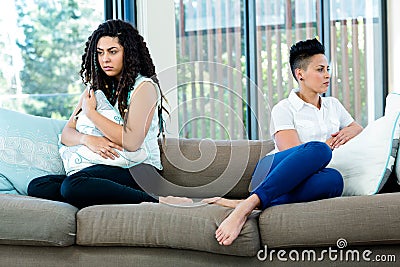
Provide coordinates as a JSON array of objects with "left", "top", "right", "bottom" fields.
[{"left": 296, "top": 90, "right": 321, "bottom": 109}]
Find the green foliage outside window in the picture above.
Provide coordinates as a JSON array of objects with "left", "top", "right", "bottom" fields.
[{"left": 0, "top": 0, "right": 103, "bottom": 119}]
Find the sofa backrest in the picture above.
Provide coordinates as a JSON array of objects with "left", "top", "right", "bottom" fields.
[
  {"left": 0, "top": 107, "right": 275, "bottom": 198},
  {"left": 158, "top": 138, "right": 274, "bottom": 199}
]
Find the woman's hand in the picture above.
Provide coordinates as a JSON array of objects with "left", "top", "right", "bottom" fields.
[
  {"left": 328, "top": 121, "right": 363, "bottom": 149},
  {"left": 81, "top": 89, "right": 97, "bottom": 116},
  {"left": 61, "top": 88, "right": 123, "bottom": 149},
  {"left": 81, "top": 135, "right": 123, "bottom": 159}
]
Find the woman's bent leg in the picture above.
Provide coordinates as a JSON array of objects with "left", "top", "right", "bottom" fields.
[
  {"left": 215, "top": 141, "right": 336, "bottom": 246},
  {"left": 251, "top": 141, "right": 333, "bottom": 210},
  {"left": 270, "top": 168, "right": 343, "bottom": 206},
  {"left": 27, "top": 175, "right": 66, "bottom": 202},
  {"left": 60, "top": 164, "right": 158, "bottom": 208}
]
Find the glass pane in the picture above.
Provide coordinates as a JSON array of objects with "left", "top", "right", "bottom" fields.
[
  {"left": 175, "top": 0, "right": 246, "bottom": 140},
  {"left": 330, "top": 0, "right": 382, "bottom": 126},
  {"left": 0, "top": 0, "right": 104, "bottom": 119},
  {"left": 255, "top": 0, "right": 318, "bottom": 139}
]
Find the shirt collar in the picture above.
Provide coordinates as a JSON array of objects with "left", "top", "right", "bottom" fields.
[
  {"left": 288, "top": 88, "right": 305, "bottom": 111},
  {"left": 288, "top": 88, "right": 325, "bottom": 111}
]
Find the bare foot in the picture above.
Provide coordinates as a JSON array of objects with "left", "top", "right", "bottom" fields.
[
  {"left": 201, "top": 197, "right": 243, "bottom": 209},
  {"left": 159, "top": 196, "right": 193, "bottom": 205},
  {"left": 215, "top": 194, "right": 260, "bottom": 246}
]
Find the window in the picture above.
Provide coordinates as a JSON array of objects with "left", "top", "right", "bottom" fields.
[
  {"left": 0, "top": 0, "right": 104, "bottom": 119},
  {"left": 328, "top": 0, "right": 384, "bottom": 126},
  {"left": 174, "top": 0, "right": 386, "bottom": 140},
  {"left": 175, "top": 0, "right": 246, "bottom": 139},
  {"left": 254, "top": 0, "right": 319, "bottom": 139}
]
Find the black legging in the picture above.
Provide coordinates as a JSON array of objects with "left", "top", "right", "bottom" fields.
[{"left": 27, "top": 164, "right": 159, "bottom": 209}]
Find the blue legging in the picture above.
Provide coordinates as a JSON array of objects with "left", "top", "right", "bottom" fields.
[
  {"left": 27, "top": 164, "right": 159, "bottom": 209},
  {"left": 250, "top": 141, "right": 343, "bottom": 210}
]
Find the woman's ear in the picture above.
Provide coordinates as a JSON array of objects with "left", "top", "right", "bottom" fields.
[{"left": 295, "top": 68, "right": 303, "bottom": 82}]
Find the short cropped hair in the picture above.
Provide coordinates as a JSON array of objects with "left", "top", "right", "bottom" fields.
[{"left": 289, "top": 38, "right": 325, "bottom": 81}]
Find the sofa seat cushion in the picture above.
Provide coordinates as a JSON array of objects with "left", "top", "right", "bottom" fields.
[
  {"left": 0, "top": 194, "right": 78, "bottom": 246},
  {"left": 76, "top": 203, "right": 261, "bottom": 257},
  {"left": 259, "top": 192, "right": 400, "bottom": 248}
]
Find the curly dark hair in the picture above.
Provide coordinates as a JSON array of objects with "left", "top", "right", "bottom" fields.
[
  {"left": 79, "top": 19, "right": 168, "bottom": 136},
  {"left": 289, "top": 38, "right": 325, "bottom": 81}
]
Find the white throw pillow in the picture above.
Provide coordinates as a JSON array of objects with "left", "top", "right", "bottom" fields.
[
  {"left": 59, "top": 90, "right": 147, "bottom": 175},
  {"left": 328, "top": 112, "right": 400, "bottom": 196},
  {"left": 384, "top": 92, "right": 400, "bottom": 183},
  {"left": 397, "top": 147, "right": 400, "bottom": 184},
  {"left": 385, "top": 92, "right": 400, "bottom": 116}
]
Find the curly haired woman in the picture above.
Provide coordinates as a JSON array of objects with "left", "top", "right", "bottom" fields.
[{"left": 28, "top": 19, "right": 192, "bottom": 208}]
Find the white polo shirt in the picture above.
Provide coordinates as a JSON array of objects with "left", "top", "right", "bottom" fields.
[{"left": 270, "top": 88, "right": 354, "bottom": 150}]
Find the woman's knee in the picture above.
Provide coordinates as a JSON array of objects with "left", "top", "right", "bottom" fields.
[
  {"left": 324, "top": 168, "right": 344, "bottom": 196},
  {"left": 60, "top": 176, "right": 79, "bottom": 201},
  {"left": 305, "top": 141, "right": 332, "bottom": 163},
  {"left": 27, "top": 178, "right": 42, "bottom": 196},
  {"left": 27, "top": 175, "right": 65, "bottom": 201}
]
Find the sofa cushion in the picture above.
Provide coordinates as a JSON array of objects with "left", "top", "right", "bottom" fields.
[
  {"left": 76, "top": 203, "right": 261, "bottom": 256},
  {"left": 0, "top": 108, "right": 66, "bottom": 195},
  {"left": 158, "top": 138, "right": 274, "bottom": 199},
  {"left": 259, "top": 193, "right": 400, "bottom": 248},
  {"left": 0, "top": 194, "right": 78, "bottom": 246}
]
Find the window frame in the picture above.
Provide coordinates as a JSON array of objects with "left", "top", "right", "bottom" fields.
[{"left": 105, "top": 0, "right": 136, "bottom": 25}]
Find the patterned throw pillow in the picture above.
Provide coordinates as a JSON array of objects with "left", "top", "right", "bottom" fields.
[
  {"left": 0, "top": 174, "right": 19, "bottom": 195},
  {"left": 59, "top": 90, "right": 147, "bottom": 175},
  {"left": 0, "top": 108, "right": 66, "bottom": 195}
]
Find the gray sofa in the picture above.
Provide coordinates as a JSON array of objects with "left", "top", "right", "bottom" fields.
[{"left": 1, "top": 136, "right": 400, "bottom": 266}]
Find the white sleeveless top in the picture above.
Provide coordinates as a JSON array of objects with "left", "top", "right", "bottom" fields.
[
  {"left": 125, "top": 74, "right": 162, "bottom": 170},
  {"left": 59, "top": 74, "right": 163, "bottom": 175}
]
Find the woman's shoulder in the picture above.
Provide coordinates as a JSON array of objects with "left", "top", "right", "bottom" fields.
[
  {"left": 128, "top": 74, "right": 160, "bottom": 103},
  {"left": 274, "top": 97, "right": 291, "bottom": 107},
  {"left": 133, "top": 74, "right": 157, "bottom": 89},
  {"left": 321, "top": 96, "right": 343, "bottom": 107},
  {"left": 272, "top": 89, "right": 300, "bottom": 111},
  {"left": 322, "top": 95, "right": 339, "bottom": 101},
  {"left": 271, "top": 98, "right": 291, "bottom": 113}
]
